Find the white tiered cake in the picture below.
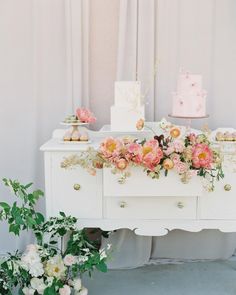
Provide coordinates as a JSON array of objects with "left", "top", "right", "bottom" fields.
[
  {"left": 111, "top": 81, "right": 145, "bottom": 131},
  {"left": 172, "top": 72, "right": 207, "bottom": 117}
]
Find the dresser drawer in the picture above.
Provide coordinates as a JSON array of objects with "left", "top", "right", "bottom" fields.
[
  {"left": 49, "top": 152, "right": 103, "bottom": 219},
  {"left": 103, "top": 168, "right": 202, "bottom": 197},
  {"left": 104, "top": 196, "right": 197, "bottom": 219}
]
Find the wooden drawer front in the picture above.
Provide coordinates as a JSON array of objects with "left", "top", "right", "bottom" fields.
[
  {"left": 50, "top": 153, "right": 103, "bottom": 219},
  {"left": 104, "top": 197, "right": 197, "bottom": 219},
  {"left": 103, "top": 168, "right": 202, "bottom": 197}
]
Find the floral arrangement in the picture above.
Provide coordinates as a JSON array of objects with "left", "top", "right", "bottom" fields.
[
  {"left": 61, "top": 119, "right": 224, "bottom": 190},
  {"left": 0, "top": 179, "right": 111, "bottom": 295},
  {"left": 63, "top": 108, "right": 96, "bottom": 124}
]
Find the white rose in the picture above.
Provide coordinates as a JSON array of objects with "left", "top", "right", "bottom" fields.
[
  {"left": 30, "top": 278, "right": 46, "bottom": 294},
  {"left": 22, "top": 287, "right": 35, "bottom": 295},
  {"left": 73, "top": 278, "right": 82, "bottom": 291},
  {"left": 28, "top": 262, "right": 44, "bottom": 277},
  {"left": 26, "top": 244, "right": 39, "bottom": 253},
  {"left": 63, "top": 254, "right": 77, "bottom": 266},
  {"left": 77, "top": 287, "right": 88, "bottom": 295},
  {"left": 59, "top": 285, "right": 71, "bottom": 295}
]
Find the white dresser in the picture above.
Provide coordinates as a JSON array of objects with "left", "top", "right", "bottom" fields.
[{"left": 40, "top": 127, "right": 236, "bottom": 236}]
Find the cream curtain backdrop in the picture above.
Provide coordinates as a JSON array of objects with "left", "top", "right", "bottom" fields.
[
  {"left": 103, "top": 0, "right": 236, "bottom": 269},
  {"left": 0, "top": 0, "right": 89, "bottom": 254}
]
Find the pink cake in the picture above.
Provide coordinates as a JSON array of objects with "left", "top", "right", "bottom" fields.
[{"left": 172, "top": 72, "right": 207, "bottom": 117}]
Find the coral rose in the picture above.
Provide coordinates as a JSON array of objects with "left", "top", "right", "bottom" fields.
[{"left": 192, "top": 143, "right": 213, "bottom": 169}]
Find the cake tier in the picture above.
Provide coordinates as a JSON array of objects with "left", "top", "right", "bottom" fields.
[
  {"left": 172, "top": 93, "right": 206, "bottom": 118},
  {"left": 177, "top": 74, "right": 202, "bottom": 94},
  {"left": 111, "top": 105, "right": 145, "bottom": 131},
  {"left": 115, "top": 81, "right": 141, "bottom": 108}
]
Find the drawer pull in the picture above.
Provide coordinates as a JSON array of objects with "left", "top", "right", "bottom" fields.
[
  {"left": 73, "top": 184, "right": 81, "bottom": 191},
  {"left": 119, "top": 201, "right": 127, "bottom": 208},
  {"left": 177, "top": 202, "right": 184, "bottom": 209},
  {"left": 224, "top": 184, "right": 231, "bottom": 191}
]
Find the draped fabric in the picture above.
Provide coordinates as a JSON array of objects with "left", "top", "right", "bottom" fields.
[
  {"left": 0, "top": 0, "right": 89, "bottom": 253},
  {"left": 104, "top": 0, "right": 236, "bottom": 269}
]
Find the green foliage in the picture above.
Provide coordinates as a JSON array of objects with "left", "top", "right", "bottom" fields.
[{"left": 0, "top": 179, "right": 44, "bottom": 235}]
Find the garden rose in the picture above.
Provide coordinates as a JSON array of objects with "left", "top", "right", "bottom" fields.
[
  {"left": 73, "top": 278, "right": 82, "bottom": 291},
  {"left": 175, "top": 161, "right": 188, "bottom": 174},
  {"left": 45, "top": 255, "right": 66, "bottom": 279},
  {"left": 192, "top": 143, "right": 213, "bottom": 169},
  {"left": 163, "top": 158, "right": 174, "bottom": 170},
  {"left": 30, "top": 278, "right": 46, "bottom": 295},
  {"left": 22, "top": 287, "right": 35, "bottom": 295},
  {"left": 63, "top": 254, "right": 77, "bottom": 266},
  {"left": 59, "top": 285, "right": 71, "bottom": 295},
  {"left": 76, "top": 108, "right": 96, "bottom": 123}
]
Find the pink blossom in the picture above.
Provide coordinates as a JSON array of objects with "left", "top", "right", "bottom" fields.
[
  {"left": 175, "top": 161, "right": 188, "bottom": 174},
  {"left": 192, "top": 143, "right": 213, "bottom": 169},
  {"left": 165, "top": 146, "right": 175, "bottom": 156},
  {"left": 188, "top": 133, "right": 197, "bottom": 144},
  {"left": 128, "top": 143, "right": 141, "bottom": 154},
  {"left": 171, "top": 153, "right": 181, "bottom": 164},
  {"left": 173, "top": 140, "right": 184, "bottom": 153},
  {"left": 76, "top": 108, "right": 96, "bottom": 123}
]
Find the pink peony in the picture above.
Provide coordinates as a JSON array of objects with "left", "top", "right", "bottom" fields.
[
  {"left": 173, "top": 140, "right": 184, "bottom": 153},
  {"left": 100, "top": 137, "right": 123, "bottom": 158},
  {"left": 76, "top": 108, "right": 96, "bottom": 123},
  {"left": 141, "top": 139, "right": 163, "bottom": 171},
  {"left": 192, "top": 143, "right": 213, "bottom": 169}
]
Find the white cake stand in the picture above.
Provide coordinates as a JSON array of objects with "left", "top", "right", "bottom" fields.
[
  {"left": 168, "top": 114, "right": 210, "bottom": 134},
  {"left": 60, "top": 122, "right": 91, "bottom": 144}
]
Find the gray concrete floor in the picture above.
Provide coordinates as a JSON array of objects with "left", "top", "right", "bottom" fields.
[{"left": 83, "top": 261, "right": 236, "bottom": 295}]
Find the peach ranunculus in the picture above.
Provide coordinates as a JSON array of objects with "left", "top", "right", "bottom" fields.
[
  {"left": 141, "top": 139, "right": 163, "bottom": 170},
  {"left": 115, "top": 158, "right": 128, "bottom": 170},
  {"left": 100, "top": 137, "right": 123, "bottom": 158},
  {"left": 136, "top": 118, "right": 145, "bottom": 130},
  {"left": 163, "top": 158, "right": 174, "bottom": 170},
  {"left": 192, "top": 143, "right": 213, "bottom": 169},
  {"left": 170, "top": 127, "right": 181, "bottom": 138},
  {"left": 76, "top": 108, "right": 96, "bottom": 123}
]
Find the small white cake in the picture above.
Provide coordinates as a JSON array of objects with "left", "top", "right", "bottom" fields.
[
  {"left": 172, "top": 72, "right": 207, "bottom": 118},
  {"left": 111, "top": 81, "right": 145, "bottom": 131}
]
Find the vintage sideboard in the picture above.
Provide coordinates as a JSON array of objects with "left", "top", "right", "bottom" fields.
[{"left": 40, "top": 126, "right": 236, "bottom": 236}]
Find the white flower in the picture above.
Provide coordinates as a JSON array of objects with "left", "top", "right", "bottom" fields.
[
  {"left": 26, "top": 244, "right": 39, "bottom": 252},
  {"left": 22, "top": 287, "right": 35, "bottom": 295},
  {"left": 29, "top": 262, "right": 44, "bottom": 277},
  {"left": 73, "top": 278, "right": 82, "bottom": 291},
  {"left": 59, "top": 285, "right": 71, "bottom": 295},
  {"left": 159, "top": 118, "right": 171, "bottom": 130},
  {"left": 77, "top": 287, "right": 88, "bottom": 295},
  {"left": 78, "top": 255, "right": 88, "bottom": 263},
  {"left": 30, "top": 278, "right": 46, "bottom": 294},
  {"left": 63, "top": 254, "right": 77, "bottom": 266},
  {"left": 107, "top": 244, "right": 112, "bottom": 250},
  {"left": 21, "top": 249, "right": 44, "bottom": 277},
  {"left": 45, "top": 255, "right": 66, "bottom": 279}
]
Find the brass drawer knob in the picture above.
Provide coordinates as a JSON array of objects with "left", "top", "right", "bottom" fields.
[
  {"left": 224, "top": 184, "right": 231, "bottom": 191},
  {"left": 177, "top": 201, "right": 184, "bottom": 209},
  {"left": 119, "top": 201, "right": 127, "bottom": 208},
  {"left": 73, "top": 184, "right": 81, "bottom": 191}
]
